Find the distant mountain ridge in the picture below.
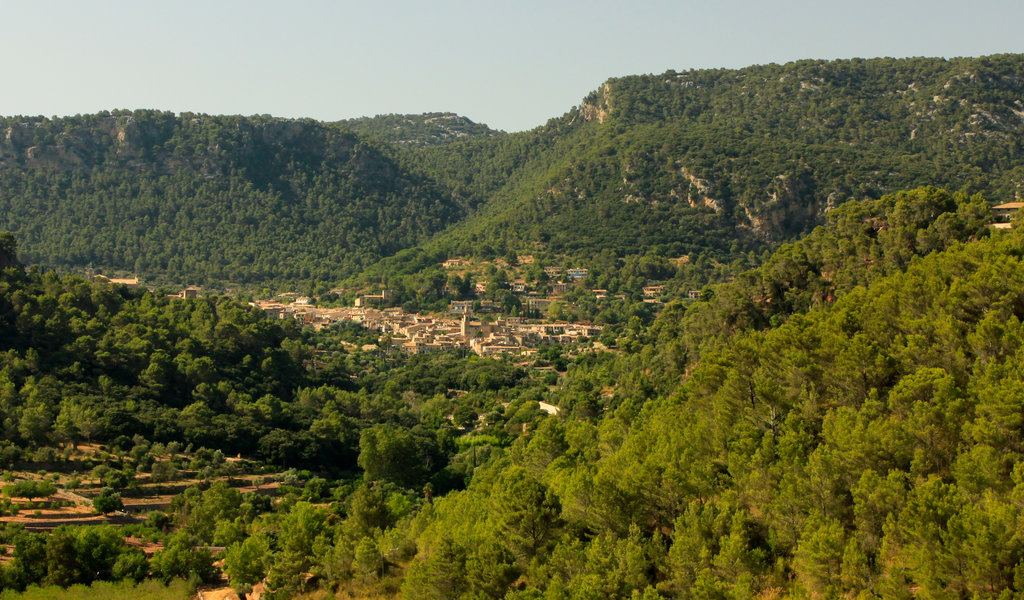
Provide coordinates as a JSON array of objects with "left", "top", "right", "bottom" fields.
[
  {"left": 409, "top": 54, "right": 1024, "bottom": 260},
  {"left": 1, "top": 54, "right": 1023, "bottom": 288},
  {"left": 339, "top": 112, "right": 501, "bottom": 146}
]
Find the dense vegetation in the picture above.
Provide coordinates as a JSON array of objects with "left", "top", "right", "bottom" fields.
[
  {"left": 0, "top": 579, "right": 189, "bottom": 600},
  {"left": 0, "top": 232, "right": 546, "bottom": 476},
  {"left": 4, "top": 186, "right": 1024, "bottom": 598},
  {"left": 0, "top": 229, "right": 555, "bottom": 596},
  {"left": 0, "top": 112, "right": 462, "bottom": 285},
  {"left": 4, "top": 52, "right": 1024, "bottom": 600},
  {"left": 399, "top": 187, "right": 1022, "bottom": 599},
  {"left": 3, "top": 55, "right": 1024, "bottom": 294},
  {"left": 351, "top": 54, "right": 1024, "bottom": 308},
  {"left": 397, "top": 54, "right": 1024, "bottom": 260}
]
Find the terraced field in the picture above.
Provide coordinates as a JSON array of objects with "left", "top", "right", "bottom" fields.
[{"left": 0, "top": 444, "right": 288, "bottom": 547}]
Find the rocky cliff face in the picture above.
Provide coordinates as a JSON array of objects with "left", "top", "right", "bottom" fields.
[
  {"left": 574, "top": 82, "right": 612, "bottom": 125},
  {"left": 1, "top": 114, "right": 170, "bottom": 170}
]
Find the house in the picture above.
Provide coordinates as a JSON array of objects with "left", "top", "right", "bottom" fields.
[
  {"left": 687, "top": 289, "right": 703, "bottom": 299},
  {"left": 550, "top": 282, "right": 570, "bottom": 295},
  {"left": 566, "top": 268, "right": 589, "bottom": 279},
  {"left": 254, "top": 302, "right": 288, "bottom": 320},
  {"left": 442, "top": 258, "right": 466, "bottom": 269},
  {"left": 528, "top": 298, "right": 552, "bottom": 311},
  {"left": 450, "top": 300, "right": 474, "bottom": 314},
  {"left": 643, "top": 285, "right": 664, "bottom": 297},
  {"left": 479, "top": 344, "right": 526, "bottom": 357},
  {"left": 511, "top": 280, "right": 527, "bottom": 293},
  {"left": 179, "top": 287, "right": 200, "bottom": 299},
  {"left": 354, "top": 289, "right": 392, "bottom": 308},
  {"left": 538, "top": 402, "right": 561, "bottom": 416},
  {"left": 543, "top": 266, "right": 564, "bottom": 277},
  {"left": 992, "top": 202, "right": 1024, "bottom": 228}
]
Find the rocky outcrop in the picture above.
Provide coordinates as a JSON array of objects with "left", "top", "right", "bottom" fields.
[
  {"left": 679, "top": 166, "right": 721, "bottom": 212},
  {"left": 742, "top": 172, "right": 820, "bottom": 240},
  {"left": 575, "top": 83, "right": 612, "bottom": 125}
]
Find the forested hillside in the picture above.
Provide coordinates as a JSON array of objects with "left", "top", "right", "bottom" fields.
[
  {"left": 4, "top": 52, "right": 1024, "bottom": 599},
  {"left": 404, "top": 54, "right": 1024, "bottom": 265},
  {"left": 386, "top": 187, "right": 1024, "bottom": 599},
  {"left": 0, "top": 112, "right": 463, "bottom": 285},
  {"left": 0, "top": 232, "right": 534, "bottom": 472},
  {"left": 2, "top": 55, "right": 1023, "bottom": 292},
  {"left": 4, "top": 187, "right": 1024, "bottom": 598}
]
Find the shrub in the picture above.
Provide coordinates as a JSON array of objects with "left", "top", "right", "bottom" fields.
[
  {"left": 33, "top": 447, "right": 58, "bottom": 462},
  {"left": 150, "top": 461, "right": 177, "bottom": 483},
  {"left": 93, "top": 487, "right": 124, "bottom": 515}
]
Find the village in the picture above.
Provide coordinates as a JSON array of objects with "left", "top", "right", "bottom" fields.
[
  {"left": 92, "top": 255, "right": 713, "bottom": 358},
  {"left": 249, "top": 301, "right": 604, "bottom": 357},
  {"left": 246, "top": 261, "right": 654, "bottom": 357}
]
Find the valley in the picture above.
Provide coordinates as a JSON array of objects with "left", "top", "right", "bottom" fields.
[{"left": 2, "top": 53, "right": 1024, "bottom": 599}]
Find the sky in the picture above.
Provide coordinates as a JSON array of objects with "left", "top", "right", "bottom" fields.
[{"left": 2, "top": 0, "right": 1022, "bottom": 132}]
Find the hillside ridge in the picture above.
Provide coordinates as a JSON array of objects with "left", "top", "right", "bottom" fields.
[{"left": 1, "top": 54, "right": 1023, "bottom": 293}]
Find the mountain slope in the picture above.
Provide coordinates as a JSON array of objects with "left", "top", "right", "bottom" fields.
[
  {"left": 404, "top": 54, "right": 1024, "bottom": 264},
  {"left": 0, "top": 111, "right": 463, "bottom": 284},
  {"left": 398, "top": 191, "right": 1024, "bottom": 598},
  {"left": 2, "top": 54, "right": 1024, "bottom": 290}
]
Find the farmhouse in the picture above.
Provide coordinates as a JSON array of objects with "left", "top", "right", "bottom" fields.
[{"left": 992, "top": 202, "right": 1024, "bottom": 228}]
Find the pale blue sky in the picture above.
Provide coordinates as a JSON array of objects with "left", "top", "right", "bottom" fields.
[{"left": 2, "top": 0, "right": 1021, "bottom": 131}]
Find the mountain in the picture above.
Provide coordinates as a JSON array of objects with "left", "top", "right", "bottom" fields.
[
  {"left": 4, "top": 187, "right": 1024, "bottom": 598},
  {"left": 404, "top": 54, "right": 1024, "bottom": 265},
  {"left": 0, "top": 111, "right": 463, "bottom": 285},
  {"left": 2, "top": 54, "right": 1024, "bottom": 291}
]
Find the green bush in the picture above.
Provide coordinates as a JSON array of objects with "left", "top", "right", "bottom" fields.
[{"left": 4, "top": 480, "right": 56, "bottom": 500}]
